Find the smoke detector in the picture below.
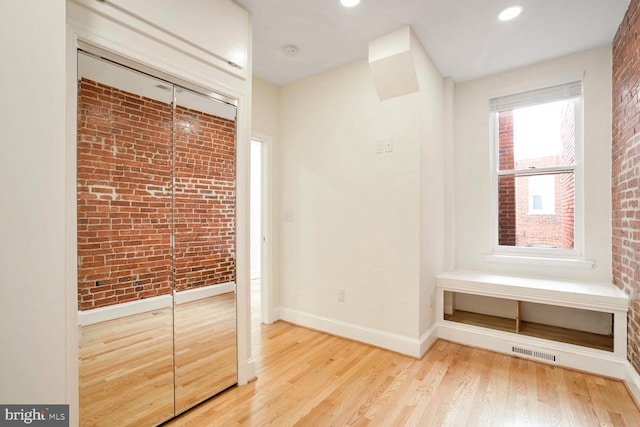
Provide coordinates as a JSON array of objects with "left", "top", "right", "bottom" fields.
[{"left": 283, "top": 44, "right": 300, "bottom": 57}]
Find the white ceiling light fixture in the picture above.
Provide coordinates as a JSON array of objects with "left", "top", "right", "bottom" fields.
[
  {"left": 340, "top": 0, "right": 361, "bottom": 7},
  {"left": 498, "top": 5, "right": 524, "bottom": 21}
]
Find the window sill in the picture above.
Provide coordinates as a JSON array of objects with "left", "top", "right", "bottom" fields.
[{"left": 484, "top": 253, "right": 595, "bottom": 269}]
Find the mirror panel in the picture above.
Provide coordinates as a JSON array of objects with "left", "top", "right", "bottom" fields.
[
  {"left": 173, "top": 88, "right": 238, "bottom": 413},
  {"left": 77, "top": 52, "right": 175, "bottom": 426},
  {"left": 77, "top": 51, "right": 239, "bottom": 425}
]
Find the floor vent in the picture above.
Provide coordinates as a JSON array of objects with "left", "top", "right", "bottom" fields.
[{"left": 511, "top": 346, "right": 557, "bottom": 362}]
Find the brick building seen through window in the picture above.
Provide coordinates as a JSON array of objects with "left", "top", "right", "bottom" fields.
[{"left": 495, "top": 95, "right": 577, "bottom": 250}]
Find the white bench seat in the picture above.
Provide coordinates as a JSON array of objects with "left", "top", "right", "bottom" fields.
[
  {"left": 437, "top": 270, "right": 628, "bottom": 313},
  {"left": 436, "top": 270, "right": 629, "bottom": 366}
]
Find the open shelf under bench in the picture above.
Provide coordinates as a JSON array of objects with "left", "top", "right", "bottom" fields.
[
  {"left": 436, "top": 270, "right": 628, "bottom": 358},
  {"left": 444, "top": 309, "right": 614, "bottom": 352}
]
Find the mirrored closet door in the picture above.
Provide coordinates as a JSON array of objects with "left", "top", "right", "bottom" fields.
[
  {"left": 173, "top": 85, "right": 238, "bottom": 413},
  {"left": 76, "top": 51, "right": 238, "bottom": 426}
]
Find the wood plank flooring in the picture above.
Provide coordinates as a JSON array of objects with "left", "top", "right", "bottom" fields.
[
  {"left": 79, "top": 293, "right": 237, "bottom": 426},
  {"left": 174, "top": 293, "right": 237, "bottom": 413},
  {"left": 166, "top": 321, "right": 640, "bottom": 427},
  {"left": 79, "top": 307, "right": 175, "bottom": 426}
]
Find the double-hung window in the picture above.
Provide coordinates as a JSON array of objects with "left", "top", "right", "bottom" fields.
[{"left": 490, "top": 81, "right": 582, "bottom": 256}]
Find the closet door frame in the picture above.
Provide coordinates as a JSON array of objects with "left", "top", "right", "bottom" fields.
[{"left": 65, "top": 4, "right": 254, "bottom": 423}]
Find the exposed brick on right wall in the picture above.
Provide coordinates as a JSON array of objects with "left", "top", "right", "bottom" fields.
[{"left": 613, "top": 0, "right": 640, "bottom": 374}]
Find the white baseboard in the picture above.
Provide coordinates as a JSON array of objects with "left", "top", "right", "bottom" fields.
[
  {"left": 420, "top": 324, "right": 439, "bottom": 356},
  {"left": 78, "top": 294, "right": 172, "bottom": 326},
  {"left": 278, "top": 307, "right": 437, "bottom": 358},
  {"left": 438, "top": 320, "right": 628, "bottom": 379},
  {"left": 79, "top": 282, "right": 235, "bottom": 325},
  {"left": 625, "top": 362, "right": 640, "bottom": 407},
  {"left": 262, "top": 307, "right": 279, "bottom": 325},
  {"left": 272, "top": 306, "right": 283, "bottom": 322},
  {"left": 238, "top": 357, "right": 256, "bottom": 385},
  {"left": 174, "top": 282, "right": 235, "bottom": 305}
]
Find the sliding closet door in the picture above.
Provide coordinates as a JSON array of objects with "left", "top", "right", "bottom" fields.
[
  {"left": 77, "top": 53, "right": 175, "bottom": 426},
  {"left": 173, "top": 88, "right": 238, "bottom": 413}
]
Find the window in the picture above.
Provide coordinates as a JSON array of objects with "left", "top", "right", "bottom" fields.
[
  {"left": 528, "top": 175, "right": 555, "bottom": 215},
  {"left": 490, "top": 81, "right": 581, "bottom": 254}
]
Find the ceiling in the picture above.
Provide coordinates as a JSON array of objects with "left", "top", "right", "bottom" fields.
[{"left": 234, "top": 0, "right": 630, "bottom": 87}]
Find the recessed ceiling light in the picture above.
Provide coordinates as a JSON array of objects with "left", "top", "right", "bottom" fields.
[
  {"left": 340, "top": 0, "right": 361, "bottom": 7},
  {"left": 498, "top": 5, "right": 524, "bottom": 21}
]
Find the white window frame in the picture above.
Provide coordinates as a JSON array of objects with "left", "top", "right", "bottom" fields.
[{"left": 488, "top": 80, "right": 585, "bottom": 260}]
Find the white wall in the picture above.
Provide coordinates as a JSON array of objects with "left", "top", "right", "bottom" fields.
[
  {"left": 413, "top": 31, "right": 448, "bottom": 336},
  {"left": 277, "top": 35, "right": 445, "bottom": 347},
  {"left": 279, "top": 60, "right": 420, "bottom": 338},
  {"left": 453, "top": 47, "right": 613, "bottom": 283},
  {"left": 0, "top": 0, "right": 68, "bottom": 404},
  {"left": 252, "top": 76, "right": 281, "bottom": 138}
]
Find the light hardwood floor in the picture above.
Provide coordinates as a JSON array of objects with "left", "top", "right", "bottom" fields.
[
  {"left": 79, "top": 307, "right": 175, "bottom": 426},
  {"left": 166, "top": 320, "right": 640, "bottom": 427},
  {"left": 79, "top": 293, "right": 237, "bottom": 426}
]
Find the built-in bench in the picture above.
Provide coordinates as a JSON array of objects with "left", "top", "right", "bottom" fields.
[{"left": 436, "top": 270, "right": 629, "bottom": 367}]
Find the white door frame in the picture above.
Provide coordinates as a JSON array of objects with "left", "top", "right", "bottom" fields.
[{"left": 251, "top": 134, "right": 274, "bottom": 324}]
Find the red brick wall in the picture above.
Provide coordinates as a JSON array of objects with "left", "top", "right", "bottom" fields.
[
  {"left": 173, "top": 105, "right": 236, "bottom": 293},
  {"left": 612, "top": 0, "right": 640, "bottom": 374},
  {"left": 513, "top": 163, "right": 563, "bottom": 248},
  {"left": 559, "top": 102, "right": 575, "bottom": 249},
  {"left": 77, "top": 78, "right": 236, "bottom": 310},
  {"left": 498, "top": 111, "right": 516, "bottom": 246}
]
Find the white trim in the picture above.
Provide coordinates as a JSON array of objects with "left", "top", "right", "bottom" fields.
[
  {"left": 438, "top": 270, "right": 628, "bottom": 311},
  {"left": 174, "top": 282, "right": 235, "bottom": 305},
  {"left": 237, "top": 358, "right": 256, "bottom": 385},
  {"left": 251, "top": 133, "right": 275, "bottom": 325},
  {"left": 270, "top": 306, "right": 283, "bottom": 325},
  {"left": 498, "top": 165, "right": 576, "bottom": 177},
  {"left": 65, "top": 21, "right": 80, "bottom": 427},
  {"left": 484, "top": 253, "right": 594, "bottom": 269},
  {"left": 69, "top": 0, "right": 248, "bottom": 80},
  {"left": 437, "top": 321, "right": 628, "bottom": 379},
  {"left": 625, "top": 363, "right": 640, "bottom": 408},
  {"left": 278, "top": 307, "right": 437, "bottom": 358},
  {"left": 419, "top": 324, "right": 439, "bottom": 356},
  {"left": 78, "top": 294, "right": 173, "bottom": 326}
]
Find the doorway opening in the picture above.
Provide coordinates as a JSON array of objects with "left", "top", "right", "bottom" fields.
[
  {"left": 250, "top": 136, "right": 272, "bottom": 346},
  {"left": 250, "top": 139, "right": 263, "bottom": 335}
]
